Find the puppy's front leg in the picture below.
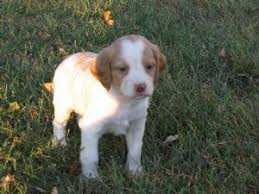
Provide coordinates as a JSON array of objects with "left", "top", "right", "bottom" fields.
[
  {"left": 79, "top": 122, "right": 101, "bottom": 178},
  {"left": 126, "top": 118, "right": 146, "bottom": 175}
]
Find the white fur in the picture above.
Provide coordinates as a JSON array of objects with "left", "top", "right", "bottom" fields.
[{"left": 52, "top": 39, "right": 153, "bottom": 178}]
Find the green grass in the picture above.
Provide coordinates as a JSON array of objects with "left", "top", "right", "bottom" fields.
[{"left": 0, "top": 0, "right": 259, "bottom": 193}]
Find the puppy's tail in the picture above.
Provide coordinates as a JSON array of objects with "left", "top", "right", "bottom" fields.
[{"left": 43, "top": 82, "right": 54, "bottom": 93}]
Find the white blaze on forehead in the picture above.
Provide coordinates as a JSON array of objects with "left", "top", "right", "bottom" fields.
[
  {"left": 120, "top": 39, "right": 144, "bottom": 66},
  {"left": 118, "top": 38, "right": 154, "bottom": 98}
]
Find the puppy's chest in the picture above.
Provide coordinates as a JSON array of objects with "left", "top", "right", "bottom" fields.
[{"left": 106, "top": 102, "right": 147, "bottom": 135}]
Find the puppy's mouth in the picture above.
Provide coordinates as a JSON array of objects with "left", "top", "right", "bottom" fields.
[
  {"left": 119, "top": 92, "right": 151, "bottom": 100},
  {"left": 131, "top": 94, "right": 151, "bottom": 100}
]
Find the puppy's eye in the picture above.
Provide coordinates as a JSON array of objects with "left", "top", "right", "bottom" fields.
[
  {"left": 117, "top": 66, "right": 128, "bottom": 73},
  {"left": 146, "top": 64, "right": 154, "bottom": 70}
]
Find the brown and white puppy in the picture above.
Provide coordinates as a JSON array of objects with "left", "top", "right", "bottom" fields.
[{"left": 52, "top": 35, "right": 166, "bottom": 178}]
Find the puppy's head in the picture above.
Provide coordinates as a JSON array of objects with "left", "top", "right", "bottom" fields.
[{"left": 91, "top": 35, "right": 166, "bottom": 99}]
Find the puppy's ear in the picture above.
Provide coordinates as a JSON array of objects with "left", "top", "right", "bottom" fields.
[
  {"left": 90, "top": 47, "right": 113, "bottom": 90},
  {"left": 152, "top": 45, "right": 166, "bottom": 82}
]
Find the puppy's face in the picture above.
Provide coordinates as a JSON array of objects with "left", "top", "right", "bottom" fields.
[{"left": 91, "top": 35, "right": 166, "bottom": 99}]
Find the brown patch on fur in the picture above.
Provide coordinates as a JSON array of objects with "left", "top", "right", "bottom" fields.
[
  {"left": 151, "top": 45, "right": 166, "bottom": 82},
  {"left": 75, "top": 52, "right": 97, "bottom": 70},
  {"left": 119, "top": 35, "right": 166, "bottom": 82},
  {"left": 133, "top": 35, "right": 166, "bottom": 82},
  {"left": 123, "top": 35, "right": 166, "bottom": 80},
  {"left": 90, "top": 40, "right": 129, "bottom": 90},
  {"left": 90, "top": 47, "right": 114, "bottom": 90},
  {"left": 142, "top": 47, "right": 157, "bottom": 80},
  {"left": 110, "top": 58, "right": 129, "bottom": 89}
]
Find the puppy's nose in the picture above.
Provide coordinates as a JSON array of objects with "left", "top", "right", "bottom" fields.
[{"left": 135, "top": 83, "right": 146, "bottom": 94}]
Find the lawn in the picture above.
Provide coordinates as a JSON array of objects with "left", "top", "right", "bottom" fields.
[{"left": 0, "top": 0, "right": 258, "bottom": 193}]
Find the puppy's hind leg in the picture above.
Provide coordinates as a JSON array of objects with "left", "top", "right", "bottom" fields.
[{"left": 52, "top": 106, "right": 71, "bottom": 146}]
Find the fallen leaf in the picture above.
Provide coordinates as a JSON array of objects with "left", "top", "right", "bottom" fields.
[
  {"left": 43, "top": 83, "right": 54, "bottom": 93},
  {"left": 103, "top": 10, "right": 114, "bottom": 27},
  {"left": 103, "top": 10, "right": 111, "bottom": 21},
  {"left": 107, "top": 19, "right": 114, "bottom": 27},
  {"left": 164, "top": 135, "right": 179, "bottom": 144},
  {"left": 51, "top": 186, "right": 58, "bottom": 194},
  {"left": 59, "top": 48, "right": 68, "bottom": 60},
  {"left": 0, "top": 174, "right": 16, "bottom": 191},
  {"left": 218, "top": 48, "right": 226, "bottom": 58},
  {"left": 5, "top": 175, "right": 16, "bottom": 184},
  {"left": 37, "top": 31, "right": 51, "bottom": 41},
  {"left": 8, "top": 102, "right": 20, "bottom": 112},
  {"left": 0, "top": 183, "right": 7, "bottom": 191}
]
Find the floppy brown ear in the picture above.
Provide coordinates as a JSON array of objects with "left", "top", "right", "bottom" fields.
[
  {"left": 90, "top": 47, "right": 113, "bottom": 90},
  {"left": 152, "top": 45, "right": 166, "bottom": 82}
]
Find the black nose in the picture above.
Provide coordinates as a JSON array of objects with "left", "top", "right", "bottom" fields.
[{"left": 135, "top": 83, "right": 146, "bottom": 93}]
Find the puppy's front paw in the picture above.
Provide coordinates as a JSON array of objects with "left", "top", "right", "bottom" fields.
[
  {"left": 128, "top": 165, "right": 143, "bottom": 177},
  {"left": 82, "top": 167, "right": 99, "bottom": 179}
]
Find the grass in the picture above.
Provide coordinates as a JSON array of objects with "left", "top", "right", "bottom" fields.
[{"left": 0, "top": 0, "right": 258, "bottom": 193}]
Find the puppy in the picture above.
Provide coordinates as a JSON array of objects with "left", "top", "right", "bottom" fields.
[{"left": 52, "top": 35, "right": 166, "bottom": 178}]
